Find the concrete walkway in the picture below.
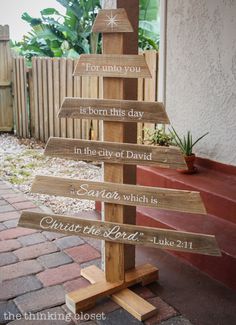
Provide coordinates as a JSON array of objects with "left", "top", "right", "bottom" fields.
[{"left": 0, "top": 179, "right": 193, "bottom": 325}]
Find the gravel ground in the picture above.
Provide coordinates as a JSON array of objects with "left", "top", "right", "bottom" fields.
[{"left": 0, "top": 134, "right": 102, "bottom": 214}]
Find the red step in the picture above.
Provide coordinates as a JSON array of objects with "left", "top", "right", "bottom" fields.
[
  {"left": 136, "top": 207, "right": 236, "bottom": 290},
  {"left": 95, "top": 161, "right": 236, "bottom": 290},
  {"left": 137, "top": 165, "right": 236, "bottom": 225}
]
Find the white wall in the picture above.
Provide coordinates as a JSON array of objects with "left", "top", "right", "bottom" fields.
[{"left": 165, "top": 0, "right": 236, "bottom": 166}]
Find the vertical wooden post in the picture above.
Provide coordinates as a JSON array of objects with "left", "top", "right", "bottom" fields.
[{"left": 103, "top": 0, "right": 139, "bottom": 282}]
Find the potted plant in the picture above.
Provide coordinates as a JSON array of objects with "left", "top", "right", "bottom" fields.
[
  {"left": 169, "top": 127, "right": 209, "bottom": 174},
  {"left": 143, "top": 126, "right": 173, "bottom": 147}
]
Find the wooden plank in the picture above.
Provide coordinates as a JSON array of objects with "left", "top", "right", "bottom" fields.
[
  {"left": 59, "top": 98, "right": 169, "bottom": 124},
  {"left": 89, "top": 77, "right": 100, "bottom": 140},
  {"left": 44, "top": 137, "right": 187, "bottom": 169},
  {"left": 15, "top": 58, "right": 22, "bottom": 136},
  {"left": 12, "top": 59, "right": 19, "bottom": 135},
  {"left": 101, "top": 32, "right": 127, "bottom": 281},
  {"left": 81, "top": 76, "right": 90, "bottom": 140},
  {"left": 31, "top": 175, "right": 206, "bottom": 214},
  {"left": 32, "top": 58, "right": 39, "bottom": 139},
  {"left": 98, "top": 76, "right": 103, "bottom": 141},
  {"left": 74, "top": 54, "right": 151, "bottom": 78},
  {"left": 60, "top": 58, "right": 67, "bottom": 138},
  {"left": 53, "top": 59, "right": 60, "bottom": 137},
  {"left": 66, "top": 280, "right": 124, "bottom": 311},
  {"left": 92, "top": 9, "right": 133, "bottom": 33},
  {"left": 81, "top": 265, "right": 157, "bottom": 321},
  {"left": 37, "top": 59, "right": 44, "bottom": 141},
  {"left": 47, "top": 58, "right": 54, "bottom": 137},
  {"left": 18, "top": 211, "right": 221, "bottom": 256},
  {"left": 23, "top": 59, "right": 29, "bottom": 137},
  {"left": 112, "top": 289, "right": 157, "bottom": 321},
  {"left": 28, "top": 68, "right": 35, "bottom": 137},
  {"left": 66, "top": 263, "right": 158, "bottom": 313},
  {"left": 19, "top": 58, "right": 27, "bottom": 138},
  {"left": 73, "top": 63, "right": 82, "bottom": 139},
  {"left": 42, "top": 59, "right": 49, "bottom": 141},
  {"left": 137, "top": 58, "right": 145, "bottom": 143},
  {"left": 66, "top": 59, "right": 74, "bottom": 138},
  {"left": 81, "top": 264, "right": 158, "bottom": 287}
]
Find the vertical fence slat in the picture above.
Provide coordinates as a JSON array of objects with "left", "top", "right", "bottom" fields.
[
  {"left": 81, "top": 76, "right": 89, "bottom": 140},
  {"left": 73, "top": 60, "right": 82, "bottom": 139},
  {"left": 16, "top": 58, "right": 22, "bottom": 136},
  {"left": 98, "top": 77, "right": 103, "bottom": 141},
  {"left": 37, "top": 59, "right": 44, "bottom": 141},
  {"left": 28, "top": 68, "right": 35, "bottom": 137},
  {"left": 42, "top": 59, "right": 49, "bottom": 141},
  {"left": 47, "top": 58, "right": 54, "bottom": 138},
  {"left": 53, "top": 59, "right": 60, "bottom": 138},
  {"left": 66, "top": 59, "right": 74, "bottom": 138},
  {"left": 32, "top": 58, "right": 39, "bottom": 139},
  {"left": 81, "top": 76, "right": 99, "bottom": 140},
  {"left": 19, "top": 58, "right": 26, "bottom": 137},
  {"left": 137, "top": 76, "right": 144, "bottom": 143},
  {"left": 90, "top": 77, "right": 99, "bottom": 140},
  {"left": 60, "top": 58, "right": 67, "bottom": 138},
  {"left": 12, "top": 59, "right": 19, "bottom": 135}
]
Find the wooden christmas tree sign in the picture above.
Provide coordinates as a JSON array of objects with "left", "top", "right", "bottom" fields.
[
  {"left": 74, "top": 54, "right": 151, "bottom": 78},
  {"left": 18, "top": 3, "right": 221, "bottom": 321},
  {"left": 44, "top": 138, "right": 186, "bottom": 169},
  {"left": 31, "top": 175, "right": 206, "bottom": 214},
  {"left": 59, "top": 98, "right": 170, "bottom": 124},
  {"left": 19, "top": 211, "right": 220, "bottom": 256}
]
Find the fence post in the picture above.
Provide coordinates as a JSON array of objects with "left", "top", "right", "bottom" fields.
[{"left": 0, "top": 25, "right": 13, "bottom": 132}]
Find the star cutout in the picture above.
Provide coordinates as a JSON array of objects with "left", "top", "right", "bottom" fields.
[{"left": 105, "top": 12, "right": 119, "bottom": 29}]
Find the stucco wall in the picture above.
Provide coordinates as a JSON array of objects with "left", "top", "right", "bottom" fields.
[{"left": 165, "top": 0, "right": 236, "bottom": 166}]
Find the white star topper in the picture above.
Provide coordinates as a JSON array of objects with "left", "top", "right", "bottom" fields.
[{"left": 105, "top": 12, "right": 119, "bottom": 29}]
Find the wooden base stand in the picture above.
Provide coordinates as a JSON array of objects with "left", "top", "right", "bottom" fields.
[{"left": 66, "top": 264, "right": 159, "bottom": 321}]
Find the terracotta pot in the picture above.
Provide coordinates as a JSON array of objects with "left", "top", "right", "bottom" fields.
[{"left": 179, "top": 154, "right": 197, "bottom": 174}]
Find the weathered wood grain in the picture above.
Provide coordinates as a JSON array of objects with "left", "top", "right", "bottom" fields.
[
  {"left": 18, "top": 211, "right": 221, "bottom": 256},
  {"left": 66, "top": 264, "right": 158, "bottom": 313},
  {"left": 67, "top": 280, "right": 124, "bottom": 311},
  {"left": 92, "top": 9, "right": 133, "bottom": 33},
  {"left": 0, "top": 25, "right": 13, "bottom": 132},
  {"left": 80, "top": 265, "right": 158, "bottom": 321},
  {"left": 59, "top": 98, "right": 170, "bottom": 124},
  {"left": 74, "top": 54, "right": 151, "bottom": 78},
  {"left": 32, "top": 175, "right": 206, "bottom": 214},
  {"left": 44, "top": 137, "right": 187, "bottom": 169}
]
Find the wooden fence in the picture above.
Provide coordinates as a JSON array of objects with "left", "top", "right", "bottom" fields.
[
  {"left": 13, "top": 50, "right": 158, "bottom": 141},
  {"left": 0, "top": 25, "right": 13, "bottom": 131}
]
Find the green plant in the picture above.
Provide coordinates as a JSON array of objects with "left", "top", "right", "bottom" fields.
[
  {"left": 169, "top": 127, "right": 209, "bottom": 156},
  {"left": 139, "top": 0, "right": 160, "bottom": 50},
  {"left": 144, "top": 126, "right": 173, "bottom": 146},
  {"left": 11, "top": 0, "right": 101, "bottom": 61}
]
